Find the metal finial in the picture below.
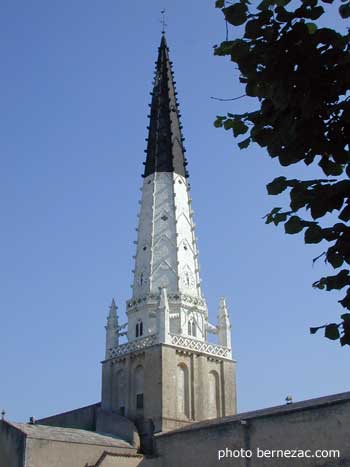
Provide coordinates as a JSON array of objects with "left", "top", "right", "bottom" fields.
[
  {"left": 1, "top": 410, "right": 5, "bottom": 420},
  {"left": 160, "top": 9, "right": 167, "bottom": 34},
  {"left": 285, "top": 395, "right": 293, "bottom": 404}
]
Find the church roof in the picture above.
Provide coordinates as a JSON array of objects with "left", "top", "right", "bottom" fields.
[
  {"left": 156, "top": 390, "right": 350, "bottom": 437},
  {"left": 143, "top": 34, "right": 188, "bottom": 178},
  {"left": 8, "top": 422, "right": 134, "bottom": 449}
]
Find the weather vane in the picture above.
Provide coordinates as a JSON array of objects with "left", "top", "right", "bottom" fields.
[{"left": 160, "top": 9, "right": 167, "bottom": 34}]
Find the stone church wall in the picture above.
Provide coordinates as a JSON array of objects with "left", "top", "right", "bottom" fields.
[
  {"left": 38, "top": 402, "right": 100, "bottom": 431},
  {"left": 38, "top": 404, "right": 140, "bottom": 450},
  {"left": 155, "top": 393, "right": 350, "bottom": 467},
  {"left": 88, "top": 452, "right": 157, "bottom": 467},
  {"left": 24, "top": 437, "right": 137, "bottom": 467},
  {"left": 0, "top": 421, "right": 24, "bottom": 467}
]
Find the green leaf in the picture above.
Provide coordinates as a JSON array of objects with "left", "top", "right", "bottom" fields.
[
  {"left": 339, "top": 290, "right": 350, "bottom": 310},
  {"left": 308, "top": 5, "right": 325, "bottom": 19},
  {"left": 214, "top": 116, "right": 225, "bottom": 128},
  {"left": 305, "top": 22, "right": 317, "bottom": 34},
  {"left": 324, "top": 323, "right": 340, "bottom": 340},
  {"left": 341, "top": 319, "right": 350, "bottom": 346},
  {"left": 310, "top": 199, "right": 328, "bottom": 220},
  {"left": 223, "top": 3, "right": 248, "bottom": 26},
  {"left": 257, "top": 0, "right": 275, "bottom": 10},
  {"left": 339, "top": 2, "right": 350, "bottom": 18},
  {"left": 230, "top": 40, "right": 250, "bottom": 61},
  {"left": 266, "top": 176, "right": 288, "bottom": 195},
  {"left": 238, "top": 137, "right": 251, "bottom": 149},
  {"left": 215, "top": 0, "right": 225, "bottom": 8},
  {"left": 318, "top": 157, "right": 343, "bottom": 176},
  {"left": 263, "top": 207, "right": 283, "bottom": 224},
  {"left": 232, "top": 119, "right": 249, "bottom": 137},
  {"left": 284, "top": 216, "right": 304, "bottom": 234},
  {"left": 327, "top": 250, "right": 344, "bottom": 269},
  {"left": 325, "top": 269, "right": 350, "bottom": 291},
  {"left": 276, "top": 5, "right": 293, "bottom": 21},
  {"left": 224, "top": 119, "right": 234, "bottom": 130},
  {"left": 251, "top": 127, "right": 273, "bottom": 146},
  {"left": 304, "top": 225, "right": 323, "bottom": 244},
  {"left": 290, "top": 186, "right": 309, "bottom": 211},
  {"left": 313, "top": 277, "right": 327, "bottom": 290},
  {"left": 339, "top": 204, "right": 350, "bottom": 222},
  {"left": 271, "top": 207, "right": 282, "bottom": 214},
  {"left": 272, "top": 212, "right": 289, "bottom": 225},
  {"left": 213, "top": 40, "right": 235, "bottom": 57},
  {"left": 245, "top": 20, "right": 263, "bottom": 39}
]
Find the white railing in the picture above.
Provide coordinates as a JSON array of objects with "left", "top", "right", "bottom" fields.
[
  {"left": 170, "top": 334, "right": 230, "bottom": 358},
  {"left": 109, "top": 334, "right": 157, "bottom": 358},
  {"left": 109, "top": 333, "right": 230, "bottom": 359}
]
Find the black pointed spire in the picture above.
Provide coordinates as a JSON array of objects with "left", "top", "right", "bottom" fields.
[{"left": 143, "top": 35, "right": 187, "bottom": 178}]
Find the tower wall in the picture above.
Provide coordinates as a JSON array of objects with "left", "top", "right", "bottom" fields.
[{"left": 102, "top": 345, "right": 236, "bottom": 433}]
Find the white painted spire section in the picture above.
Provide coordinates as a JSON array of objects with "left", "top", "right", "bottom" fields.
[
  {"left": 132, "top": 172, "right": 201, "bottom": 299},
  {"left": 126, "top": 171, "right": 209, "bottom": 345}
]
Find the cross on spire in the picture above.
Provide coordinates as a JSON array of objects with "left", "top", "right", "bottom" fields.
[{"left": 160, "top": 9, "right": 167, "bottom": 34}]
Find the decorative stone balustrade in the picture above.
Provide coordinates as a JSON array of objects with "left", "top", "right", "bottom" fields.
[
  {"left": 170, "top": 334, "right": 230, "bottom": 358},
  {"left": 109, "top": 334, "right": 157, "bottom": 358},
  {"left": 108, "top": 333, "right": 230, "bottom": 359}
]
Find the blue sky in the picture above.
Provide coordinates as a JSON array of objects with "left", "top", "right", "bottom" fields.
[{"left": 1, "top": 0, "right": 348, "bottom": 423}]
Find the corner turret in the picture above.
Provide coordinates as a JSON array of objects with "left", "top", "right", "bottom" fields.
[
  {"left": 217, "top": 297, "right": 232, "bottom": 356},
  {"left": 105, "top": 299, "right": 118, "bottom": 359}
]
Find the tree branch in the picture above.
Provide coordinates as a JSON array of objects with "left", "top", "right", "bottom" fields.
[{"left": 210, "top": 94, "right": 246, "bottom": 101}]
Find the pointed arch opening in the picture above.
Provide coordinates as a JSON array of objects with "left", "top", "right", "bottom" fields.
[
  {"left": 177, "top": 363, "right": 190, "bottom": 419},
  {"left": 192, "top": 321, "right": 196, "bottom": 337},
  {"left": 136, "top": 320, "right": 143, "bottom": 338},
  {"left": 208, "top": 370, "right": 220, "bottom": 419},
  {"left": 115, "top": 369, "right": 126, "bottom": 416},
  {"left": 134, "top": 365, "right": 144, "bottom": 412},
  {"left": 187, "top": 318, "right": 197, "bottom": 338}
]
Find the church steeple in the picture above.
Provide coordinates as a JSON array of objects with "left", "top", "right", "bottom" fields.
[
  {"left": 101, "top": 36, "right": 236, "bottom": 432},
  {"left": 144, "top": 34, "right": 188, "bottom": 178},
  {"left": 129, "top": 34, "right": 203, "bottom": 309}
]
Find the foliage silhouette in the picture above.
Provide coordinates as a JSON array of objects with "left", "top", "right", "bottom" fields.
[{"left": 214, "top": 0, "right": 350, "bottom": 344}]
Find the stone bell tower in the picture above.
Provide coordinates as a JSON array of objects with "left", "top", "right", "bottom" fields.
[{"left": 101, "top": 34, "right": 236, "bottom": 433}]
